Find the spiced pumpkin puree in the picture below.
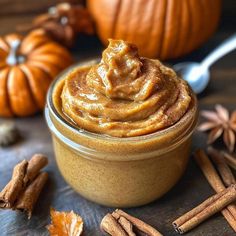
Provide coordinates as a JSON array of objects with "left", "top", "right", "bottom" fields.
[{"left": 60, "top": 39, "right": 192, "bottom": 137}]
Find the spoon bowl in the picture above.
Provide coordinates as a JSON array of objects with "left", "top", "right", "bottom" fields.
[
  {"left": 173, "top": 62, "right": 210, "bottom": 94},
  {"left": 173, "top": 33, "right": 236, "bottom": 94}
]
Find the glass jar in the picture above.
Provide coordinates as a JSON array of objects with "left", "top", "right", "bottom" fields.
[{"left": 45, "top": 61, "right": 198, "bottom": 207}]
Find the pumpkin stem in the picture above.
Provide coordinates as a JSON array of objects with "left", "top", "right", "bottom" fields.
[{"left": 6, "top": 40, "right": 25, "bottom": 65}]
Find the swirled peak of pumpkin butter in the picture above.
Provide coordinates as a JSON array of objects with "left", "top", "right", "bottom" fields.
[{"left": 61, "top": 39, "right": 192, "bottom": 137}]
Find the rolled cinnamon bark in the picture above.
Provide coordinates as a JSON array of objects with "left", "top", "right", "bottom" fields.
[
  {"left": 208, "top": 147, "right": 236, "bottom": 187},
  {"left": 173, "top": 184, "right": 236, "bottom": 234},
  {"left": 15, "top": 172, "right": 48, "bottom": 218},
  {"left": 113, "top": 209, "right": 163, "bottom": 236},
  {"left": 193, "top": 149, "right": 236, "bottom": 232},
  {"left": 118, "top": 216, "right": 136, "bottom": 236},
  {"left": 24, "top": 154, "right": 48, "bottom": 185},
  {"left": 222, "top": 151, "right": 236, "bottom": 170},
  {"left": 101, "top": 210, "right": 162, "bottom": 236},
  {"left": 0, "top": 154, "right": 48, "bottom": 218},
  {"left": 101, "top": 213, "right": 128, "bottom": 236},
  {"left": 194, "top": 149, "right": 225, "bottom": 191},
  {"left": 0, "top": 160, "right": 28, "bottom": 208},
  {"left": 173, "top": 188, "right": 226, "bottom": 230}
]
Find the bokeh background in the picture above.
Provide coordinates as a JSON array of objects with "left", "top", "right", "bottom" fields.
[{"left": 0, "top": 0, "right": 235, "bottom": 62}]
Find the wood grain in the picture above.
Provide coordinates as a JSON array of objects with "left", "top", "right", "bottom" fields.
[{"left": 0, "top": 0, "right": 236, "bottom": 235}]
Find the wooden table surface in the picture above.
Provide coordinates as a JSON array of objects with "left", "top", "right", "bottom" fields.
[{"left": 0, "top": 1, "right": 236, "bottom": 235}]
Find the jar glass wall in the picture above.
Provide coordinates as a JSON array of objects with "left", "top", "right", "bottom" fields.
[{"left": 45, "top": 61, "right": 198, "bottom": 207}]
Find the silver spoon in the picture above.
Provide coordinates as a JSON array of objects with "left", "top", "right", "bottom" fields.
[{"left": 173, "top": 34, "right": 236, "bottom": 94}]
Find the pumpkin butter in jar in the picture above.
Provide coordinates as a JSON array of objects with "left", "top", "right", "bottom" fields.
[{"left": 46, "top": 39, "right": 198, "bottom": 207}]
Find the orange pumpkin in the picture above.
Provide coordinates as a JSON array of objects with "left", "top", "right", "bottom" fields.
[
  {"left": 88, "top": 0, "right": 221, "bottom": 59},
  {"left": 0, "top": 29, "right": 73, "bottom": 117}
]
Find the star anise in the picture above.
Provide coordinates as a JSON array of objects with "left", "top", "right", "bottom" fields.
[
  {"left": 17, "top": 3, "right": 94, "bottom": 47},
  {"left": 198, "top": 104, "right": 236, "bottom": 152}
]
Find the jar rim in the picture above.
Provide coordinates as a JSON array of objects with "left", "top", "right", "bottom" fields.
[{"left": 46, "top": 60, "right": 198, "bottom": 143}]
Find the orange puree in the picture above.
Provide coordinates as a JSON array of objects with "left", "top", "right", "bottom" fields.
[{"left": 61, "top": 39, "right": 192, "bottom": 137}]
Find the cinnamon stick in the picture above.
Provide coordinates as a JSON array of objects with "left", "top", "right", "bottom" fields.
[
  {"left": 193, "top": 149, "right": 236, "bottom": 232},
  {"left": 118, "top": 216, "right": 136, "bottom": 236},
  {"left": 24, "top": 154, "right": 48, "bottom": 185},
  {"left": 194, "top": 149, "right": 225, "bottom": 192},
  {"left": 101, "top": 213, "right": 128, "bottom": 236},
  {"left": 0, "top": 154, "right": 48, "bottom": 218},
  {"left": 173, "top": 187, "right": 226, "bottom": 229},
  {"left": 110, "top": 212, "right": 136, "bottom": 236},
  {"left": 208, "top": 147, "right": 236, "bottom": 187},
  {"left": 0, "top": 160, "right": 28, "bottom": 208},
  {"left": 15, "top": 172, "right": 48, "bottom": 218},
  {"left": 222, "top": 151, "right": 236, "bottom": 170},
  {"left": 173, "top": 184, "right": 236, "bottom": 234},
  {"left": 113, "top": 209, "right": 163, "bottom": 236},
  {"left": 101, "top": 210, "right": 162, "bottom": 236}
]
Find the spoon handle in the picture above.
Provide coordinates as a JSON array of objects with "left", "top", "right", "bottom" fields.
[{"left": 201, "top": 34, "right": 236, "bottom": 69}]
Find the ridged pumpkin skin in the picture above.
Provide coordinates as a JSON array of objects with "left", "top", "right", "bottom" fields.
[
  {"left": 0, "top": 29, "right": 73, "bottom": 117},
  {"left": 88, "top": 0, "right": 221, "bottom": 59}
]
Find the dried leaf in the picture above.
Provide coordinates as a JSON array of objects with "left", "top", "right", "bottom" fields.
[
  {"left": 200, "top": 110, "right": 221, "bottom": 124},
  {"left": 197, "top": 122, "right": 219, "bottom": 131},
  {"left": 215, "top": 104, "right": 229, "bottom": 122},
  {"left": 223, "top": 129, "right": 235, "bottom": 153},
  {"left": 207, "top": 126, "right": 223, "bottom": 144},
  {"left": 47, "top": 209, "right": 83, "bottom": 236}
]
